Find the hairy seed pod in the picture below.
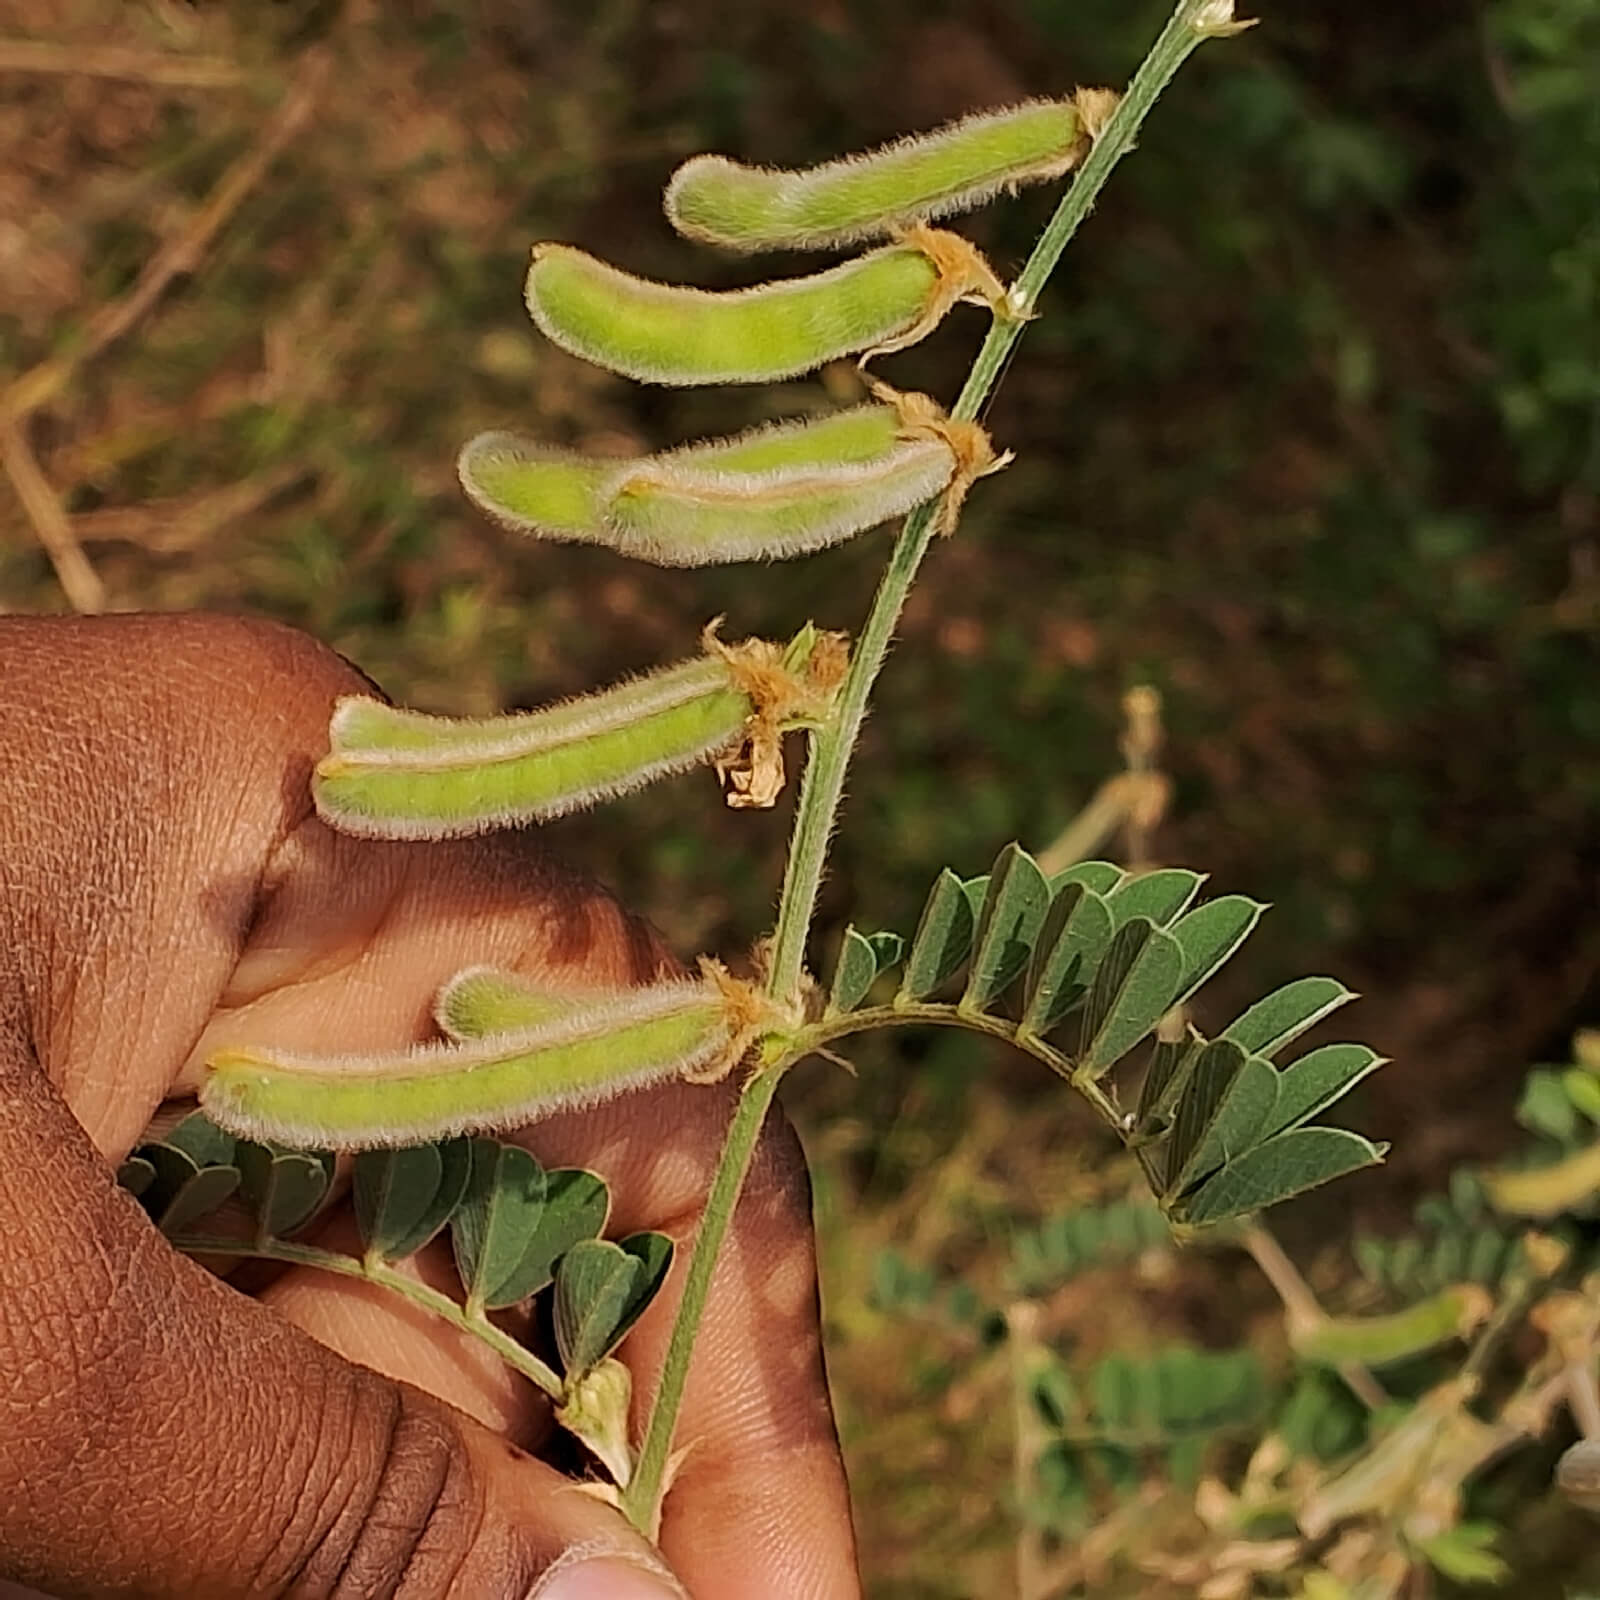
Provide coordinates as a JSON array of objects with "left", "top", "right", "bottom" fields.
[
  {"left": 203, "top": 973, "right": 765, "bottom": 1148},
  {"left": 314, "top": 625, "right": 844, "bottom": 837},
  {"left": 435, "top": 966, "right": 584, "bottom": 1039},
  {"left": 460, "top": 403, "right": 909, "bottom": 558},
  {"left": 664, "top": 98, "right": 1090, "bottom": 254},
  {"left": 524, "top": 227, "right": 1007, "bottom": 387},
  {"left": 601, "top": 434, "right": 955, "bottom": 564}
]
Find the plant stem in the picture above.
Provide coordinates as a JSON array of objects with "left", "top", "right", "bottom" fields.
[
  {"left": 630, "top": 0, "right": 1237, "bottom": 1537},
  {"left": 767, "top": 0, "right": 1224, "bottom": 1006},
  {"left": 620, "top": 1065, "right": 781, "bottom": 1529},
  {"left": 800, "top": 1001, "right": 1125, "bottom": 1130},
  {"left": 167, "top": 1233, "right": 564, "bottom": 1397}
]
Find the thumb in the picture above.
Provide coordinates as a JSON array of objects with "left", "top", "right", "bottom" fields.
[{"left": 0, "top": 1051, "right": 681, "bottom": 1600}]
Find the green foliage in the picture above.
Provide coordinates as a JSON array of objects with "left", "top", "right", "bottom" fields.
[
  {"left": 119, "top": 1111, "right": 673, "bottom": 1427},
  {"left": 823, "top": 846, "right": 1385, "bottom": 1225}
]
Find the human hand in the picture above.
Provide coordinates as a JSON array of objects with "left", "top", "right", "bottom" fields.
[{"left": 0, "top": 613, "right": 857, "bottom": 1600}]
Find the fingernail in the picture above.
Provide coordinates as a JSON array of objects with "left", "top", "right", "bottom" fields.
[{"left": 533, "top": 1554, "right": 685, "bottom": 1600}]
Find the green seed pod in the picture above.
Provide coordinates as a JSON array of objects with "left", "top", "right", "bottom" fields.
[
  {"left": 1483, "top": 1140, "right": 1600, "bottom": 1218},
  {"left": 314, "top": 624, "right": 845, "bottom": 837},
  {"left": 459, "top": 403, "right": 940, "bottom": 563},
  {"left": 601, "top": 433, "right": 955, "bottom": 564},
  {"left": 203, "top": 967, "right": 777, "bottom": 1149},
  {"left": 1289, "top": 1285, "right": 1492, "bottom": 1369},
  {"left": 524, "top": 226, "right": 1006, "bottom": 387},
  {"left": 664, "top": 98, "right": 1089, "bottom": 254},
  {"left": 436, "top": 966, "right": 584, "bottom": 1040}
]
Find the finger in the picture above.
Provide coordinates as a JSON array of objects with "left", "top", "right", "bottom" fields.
[
  {"left": 512, "top": 1085, "right": 862, "bottom": 1600},
  {"left": 195, "top": 827, "right": 861, "bottom": 1599},
  {"left": 0, "top": 1041, "right": 684, "bottom": 1600}
]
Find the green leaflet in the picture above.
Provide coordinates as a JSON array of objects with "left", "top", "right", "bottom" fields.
[
  {"left": 235, "top": 1142, "right": 335, "bottom": 1240},
  {"left": 1177, "top": 1128, "right": 1387, "bottom": 1227},
  {"left": 1165, "top": 1048, "right": 1279, "bottom": 1196},
  {"left": 524, "top": 230, "right": 1001, "bottom": 387},
  {"left": 1136, "top": 1030, "right": 1200, "bottom": 1133},
  {"left": 1258, "top": 1043, "right": 1386, "bottom": 1144},
  {"left": 664, "top": 98, "right": 1087, "bottom": 253},
  {"left": 1049, "top": 860, "right": 1126, "bottom": 897},
  {"left": 509, "top": 1168, "right": 613, "bottom": 1300},
  {"left": 1222, "top": 976, "right": 1356, "bottom": 1059},
  {"left": 896, "top": 868, "right": 976, "bottom": 1003},
  {"left": 1076, "top": 919, "right": 1185, "bottom": 1077},
  {"left": 827, "top": 927, "right": 904, "bottom": 1014},
  {"left": 202, "top": 977, "right": 746, "bottom": 1149},
  {"left": 459, "top": 403, "right": 925, "bottom": 563},
  {"left": 452, "top": 1140, "right": 550, "bottom": 1311},
  {"left": 1166, "top": 895, "right": 1266, "bottom": 1004},
  {"left": 1106, "top": 868, "right": 1204, "bottom": 929},
  {"left": 314, "top": 627, "right": 833, "bottom": 838},
  {"left": 354, "top": 1139, "right": 473, "bottom": 1262},
  {"left": 961, "top": 843, "right": 1050, "bottom": 1011},
  {"left": 1020, "top": 881, "right": 1115, "bottom": 1035},
  {"left": 554, "top": 1234, "right": 675, "bottom": 1378}
]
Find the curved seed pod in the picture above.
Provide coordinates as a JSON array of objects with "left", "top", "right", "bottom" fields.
[
  {"left": 314, "top": 624, "right": 844, "bottom": 836},
  {"left": 460, "top": 403, "right": 906, "bottom": 545},
  {"left": 524, "top": 227, "right": 1006, "bottom": 387},
  {"left": 436, "top": 966, "right": 586, "bottom": 1039},
  {"left": 1483, "top": 1141, "right": 1600, "bottom": 1218},
  {"left": 665, "top": 97, "right": 1090, "bottom": 254},
  {"left": 602, "top": 434, "right": 955, "bottom": 565},
  {"left": 203, "top": 966, "right": 780, "bottom": 1149},
  {"left": 1289, "top": 1285, "right": 1492, "bottom": 1369}
]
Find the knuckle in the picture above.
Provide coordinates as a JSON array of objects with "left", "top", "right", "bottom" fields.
[{"left": 284, "top": 1384, "right": 486, "bottom": 1600}]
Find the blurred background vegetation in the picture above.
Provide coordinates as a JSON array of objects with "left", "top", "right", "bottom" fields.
[{"left": 2, "top": 0, "right": 1597, "bottom": 1592}]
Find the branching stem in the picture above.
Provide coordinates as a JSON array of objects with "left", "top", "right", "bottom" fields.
[
  {"left": 625, "top": 0, "right": 1234, "bottom": 1537},
  {"left": 167, "top": 1233, "right": 564, "bottom": 1397}
]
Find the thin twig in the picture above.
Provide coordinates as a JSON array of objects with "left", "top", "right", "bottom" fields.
[
  {"left": 0, "top": 38, "right": 246, "bottom": 88},
  {"left": 1241, "top": 1223, "right": 1388, "bottom": 1410},
  {"left": 65, "top": 463, "right": 312, "bottom": 555},
  {"left": 0, "top": 418, "right": 105, "bottom": 612},
  {"left": 1007, "top": 1301, "right": 1052, "bottom": 1600},
  {"left": 0, "top": 47, "right": 329, "bottom": 427}
]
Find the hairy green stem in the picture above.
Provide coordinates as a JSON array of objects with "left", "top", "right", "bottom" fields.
[
  {"left": 767, "top": 0, "right": 1221, "bottom": 1004},
  {"left": 620, "top": 1066, "right": 781, "bottom": 1527},
  {"left": 626, "top": 0, "right": 1234, "bottom": 1538},
  {"left": 168, "top": 1233, "right": 564, "bottom": 1397}
]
